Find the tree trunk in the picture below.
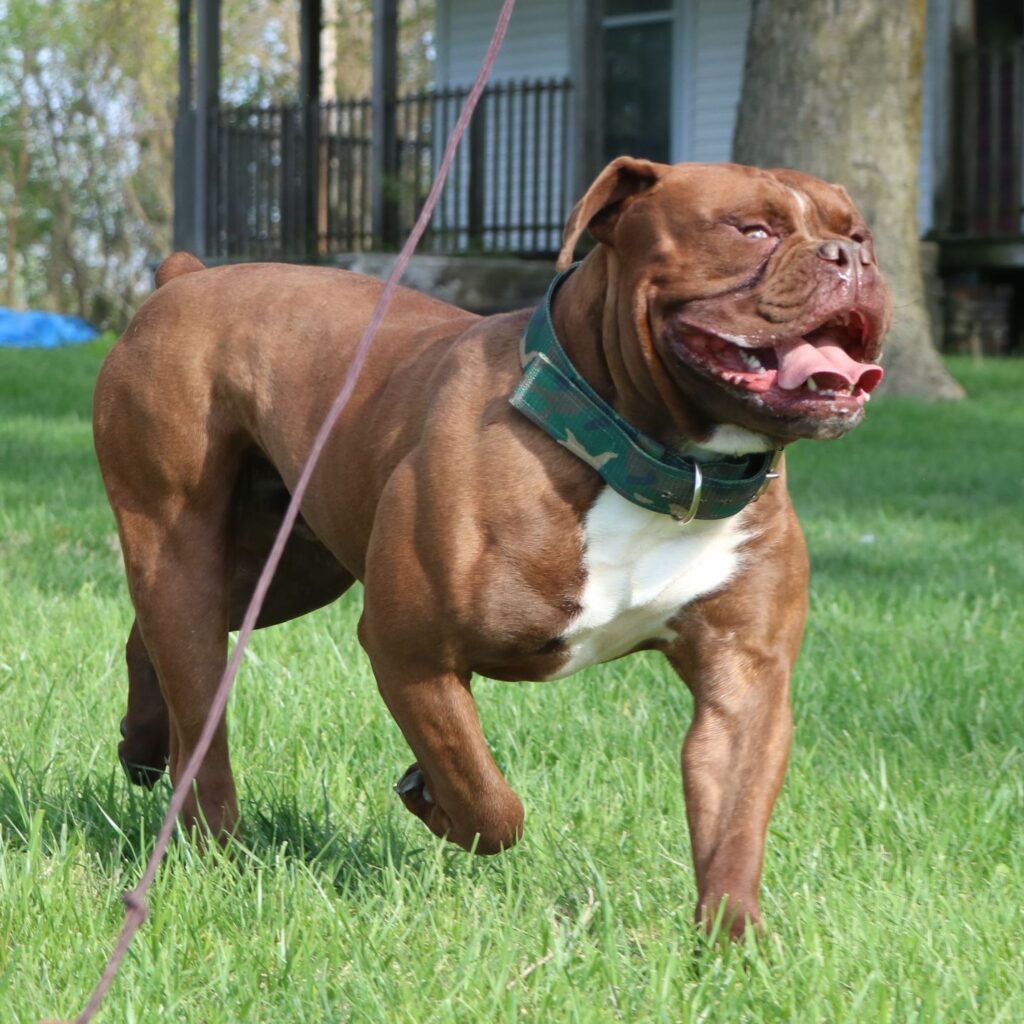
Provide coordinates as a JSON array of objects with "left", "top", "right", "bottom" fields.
[
  {"left": 3, "top": 54, "right": 33, "bottom": 309},
  {"left": 733, "top": 0, "right": 963, "bottom": 400}
]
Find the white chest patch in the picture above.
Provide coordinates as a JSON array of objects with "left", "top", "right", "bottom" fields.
[{"left": 548, "top": 488, "right": 752, "bottom": 679}]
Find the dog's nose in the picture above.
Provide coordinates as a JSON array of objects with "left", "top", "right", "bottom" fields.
[
  {"left": 817, "top": 239, "right": 858, "bottom": 265},
  {"left": 817, "top": 239, "right": 873, "bottom": 267},
  {"left": 818, "top": 240, "right": 840, "bottom": 262}
]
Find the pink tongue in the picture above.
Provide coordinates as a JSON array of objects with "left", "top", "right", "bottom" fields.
[{"left": 775, "top": 334, "right": 883, "bottom": 392}]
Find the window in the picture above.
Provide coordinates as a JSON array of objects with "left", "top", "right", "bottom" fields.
[
  {"left": 606, "top": 0, "right": 673, "bottom": 15},
  {"left": 602, "top": 2, "right": 674, "bottom": 163}
]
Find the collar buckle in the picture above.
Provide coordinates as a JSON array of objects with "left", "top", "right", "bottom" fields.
[
  {"left": 668, "top": 462, "right": 703, "bottom": 523},
  {"left": 753, "top": 448, "right": 784, "bottom": 501}
]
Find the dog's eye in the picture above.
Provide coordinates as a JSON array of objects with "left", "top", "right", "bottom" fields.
[{"left": 740, "top": 225, "right": 772, "bottom": 240}]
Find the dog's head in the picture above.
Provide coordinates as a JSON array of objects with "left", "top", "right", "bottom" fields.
[{"left": 559, "top": 159, "right": 891, "bottom": 443}]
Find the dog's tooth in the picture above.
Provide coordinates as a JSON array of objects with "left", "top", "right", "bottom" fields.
[
  {"left": 739, "top": 349, "right": 764, "bottom": 372},
  {"left": 805, "top": 378, "right": 819, "bottom": 392}
]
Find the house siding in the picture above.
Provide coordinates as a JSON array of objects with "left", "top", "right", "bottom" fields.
[
  {"left": 434, "top": 0, "right": 573, "bottom": 252},
  {"left": 685, "top": 0, "right": 751, "bottom": 163},
  {"left": 438, "top": 0, "right": 751, "bottom": 166},
  {"left": 437, "top": 0, "right": 570, "bottom": 85},
  {"left": 436, "top": 0, "right": 942, "bottom": 235}
]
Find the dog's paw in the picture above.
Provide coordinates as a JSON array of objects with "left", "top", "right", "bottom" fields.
[
  {"left": 395, "top": 762, "right": 461, "bottom": 844},
  {"left": 395, "top": 763, "right": 434, "bottom": 805},
  {"left": 119, "top": 752, "right": 167, "bottom": 789},
  {"left": 396, "top": 762, "right": 444, "bottom": 833},
  {"left": 118, "top": 717, "right": 168, "bottom": 789}
]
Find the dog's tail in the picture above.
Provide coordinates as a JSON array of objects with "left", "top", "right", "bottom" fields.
[{"left": 155, "top": 251, "right": 206, "bottom": 289}]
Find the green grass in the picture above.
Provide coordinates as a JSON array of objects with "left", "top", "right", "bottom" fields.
[{"left": 1, "top": 342, "right": 1022, "bottom": 1023}]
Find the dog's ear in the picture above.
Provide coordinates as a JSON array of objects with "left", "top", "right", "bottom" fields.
[{"left": 557, "top": 157, "right": 664, "bottom": 270}]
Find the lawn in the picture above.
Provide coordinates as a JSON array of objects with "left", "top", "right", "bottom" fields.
[{"left": 1, "top": 341, "right": 1021, "bottom": 1023}]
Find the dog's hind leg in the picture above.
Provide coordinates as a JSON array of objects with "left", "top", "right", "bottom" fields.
[
  {"left": 119, "top": 498, "right": 239, "bottom": 840},
  {"left": 118, "top": 618, "right": 170, "bottom": 788},
  {"left": 96, "top": 393, "right": 241, "bottom": 837}
]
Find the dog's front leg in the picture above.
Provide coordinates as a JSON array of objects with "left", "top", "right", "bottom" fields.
[
  {"left": 669, "top": 640, "right": 793, "bottom": 939},
  {"left": 364, "top": 646, "right": 525, "bottom": 855},
  {"left": 358, "top": 461, "right": 525, "bottom": 855},
  {"left": 665, "top": 526, "right": 807, "bottom": 939}
]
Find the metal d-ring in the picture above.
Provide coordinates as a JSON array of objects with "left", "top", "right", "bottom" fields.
[
  {"left": 670, "top": 462, "right": 703, "bottom": 524},
  {"left": 753, "top": 448, "right": 784, "bottom": 501}
]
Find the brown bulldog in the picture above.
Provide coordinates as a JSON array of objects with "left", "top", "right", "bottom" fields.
[{"left": 94, "top": 159, "right": 889, "bottom": 938}]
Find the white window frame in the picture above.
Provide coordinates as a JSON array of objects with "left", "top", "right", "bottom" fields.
[{"left": 601, "top": 1, "right": 695, "bottom": 164}]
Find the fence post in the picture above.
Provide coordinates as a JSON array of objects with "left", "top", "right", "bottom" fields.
[
  {"left": 371, "top": 0, "right": 399, "bottom": 248},
  {"left": 1014, "top": 41, "right": 1024, "bottom": 234},
  {"left": 300, "top": 0, "right": 322, "bottom": 258},
  {"left": 569, "top": 0, "right": 603, "bottom": 203},
  {"left": 172, "top": 0, "right": 195, "bottom": 253},
  {"left": 468, "top": 94, "right": 488, "bottom": 249},
  {"left": 959, "top": 43, "right": 979, "bottom": 234},
  {"left": 194, "top": 0, "right": 221, "bottom": 260}
]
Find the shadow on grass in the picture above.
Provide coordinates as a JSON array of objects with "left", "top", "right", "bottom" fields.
[
  {"left": 241, "top": 789, "right": 436, "bottom": 890},
  {"left": 0, "top": 758, "right": 444, "bottom": 898},
  {"left": 0, "top": 758, "right": 166, "bottom": 866}
]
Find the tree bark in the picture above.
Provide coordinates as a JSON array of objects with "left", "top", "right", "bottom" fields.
[
  {"left": 733, "top": 0, "right": 963, "bottom": 399},
  {"left": 3, "top": 52, "right": 33, "bottom": 309}
]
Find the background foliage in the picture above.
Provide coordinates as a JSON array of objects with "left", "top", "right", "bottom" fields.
[
  {"left": 0, "top": 0, "right": 175, "bottom": 323},
  {"left": 0, "top": 0, "right": 434, "bottom": 329}
]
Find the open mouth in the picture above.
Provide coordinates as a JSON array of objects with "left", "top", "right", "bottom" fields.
[{"left": 671, "top": 311, "right": 884, "bottom": 410}]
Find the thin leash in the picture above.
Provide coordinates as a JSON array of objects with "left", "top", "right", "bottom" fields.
[{"left": 50, "top": 3, "right": 516, "bottom": 1020}]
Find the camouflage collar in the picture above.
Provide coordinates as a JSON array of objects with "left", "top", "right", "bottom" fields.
[{"left": 509, "top": 264, "right": 782, "bottom": 522}]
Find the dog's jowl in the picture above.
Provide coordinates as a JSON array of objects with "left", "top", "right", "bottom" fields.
[{"left": 94, "top": 159, "right": 889, "bottom": 939}]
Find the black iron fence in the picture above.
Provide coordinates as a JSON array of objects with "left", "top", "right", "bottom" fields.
[
  {"left": 206, "top": 104, "right": 317, "bottom": 260},
  {"left": 947, "top": 39, "right": 1024, "bottom": 237},
  {"left": 318, "top": 96, "right": 375, "bottom": 253},
  {"left": 199, "top": 77, "right": 573, "bottom": 261}
]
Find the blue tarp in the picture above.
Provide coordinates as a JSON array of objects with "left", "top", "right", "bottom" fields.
[{"left": 0, "top": 307, "right": 100, "bottom": 348}]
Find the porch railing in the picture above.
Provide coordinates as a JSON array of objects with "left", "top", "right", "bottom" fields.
[
  {"left": 201, "top": 77, "right": 573, "bottom": 261},
  {"left": 206, "top": 103, "right": 320, "bottom": 260},
  {"left": 947, "top": 39, "right": 1024, "bottom": 237}
]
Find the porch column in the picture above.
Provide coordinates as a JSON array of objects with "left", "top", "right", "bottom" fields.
[
  {"left": 300, "top": 0, "right": 323, "bottom": 255},
  {"left": 371, "top": 0, "right": 400, "bottom": 247},
  {"left": 300, "top": 0, "right": 322, "bottom": 104},
  {"left": 569, "top": 0, "right": 603, "bottom": 201},
  {"left": 173, "top": 0, "right": 194, "bottom": 251},
  {"left": 194, "top": 0, "right": 221, "bottom": 259}
]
